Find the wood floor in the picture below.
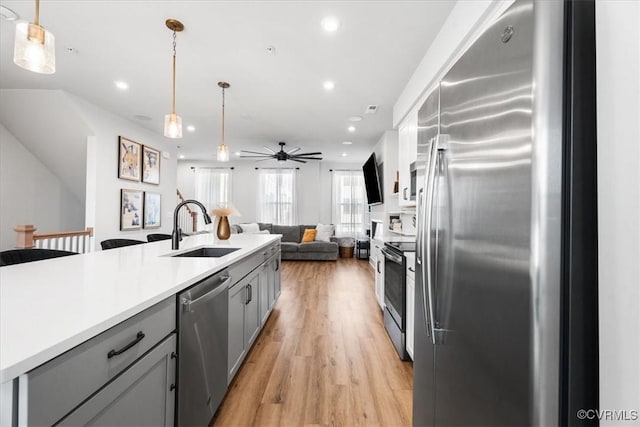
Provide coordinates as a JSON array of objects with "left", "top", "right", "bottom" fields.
[{"left": 213, "top": 258, "right": 413, "bottom": 426}]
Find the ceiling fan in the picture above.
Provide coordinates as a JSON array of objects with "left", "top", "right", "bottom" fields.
[{"left": 239, "top": 142, "right": 323, "bottom": 163}]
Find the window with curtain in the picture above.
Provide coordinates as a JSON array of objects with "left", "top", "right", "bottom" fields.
[
  {"left": 194, "top": 168, "right": 232, "bottom": 229},
  {"left": 257, "top": 169, "right": 297, "bottom": 225},
  {"left": 332, "top": 170, "right": 366, "bottom": 236}
]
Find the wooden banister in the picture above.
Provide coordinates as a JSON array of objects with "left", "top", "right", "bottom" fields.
[
  {"left": 33, "top": 227, "right": 94, "bottom": 240},
  {"left": 176, "top": 189, "right": 198, "bottom": 232},
  {"left": 14, "top": 225, "right": 94, "bottom": 252}
]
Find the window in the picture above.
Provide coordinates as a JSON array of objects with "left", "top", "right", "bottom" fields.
[
  {"left": 194, "top": 168, "right": 231, "bottom": 229},
  {"left": 332, "top": 170, "right": 366, "bottom": 236},
  {"left": 257, "top": 169, "right": 297, "bottom": 225}
]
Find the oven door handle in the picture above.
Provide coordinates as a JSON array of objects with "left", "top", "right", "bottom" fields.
[{"left": 381, "top": 247, "right": 403, "bottom": 264}]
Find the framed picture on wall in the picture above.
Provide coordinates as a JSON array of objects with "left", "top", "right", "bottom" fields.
[
  {"left": 118, "top": 136, "right": 142, "bottom": 181},
  {"left": 143, "top": 192, "right": 161, "bottom": 229},
  {"left": 120, "top": 188, "right": 143, "bottom": 230},
  {"left": 142, "top": 145, "right": 161, "bottom": 185}
]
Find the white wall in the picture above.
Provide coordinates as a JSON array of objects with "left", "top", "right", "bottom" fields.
[
  {"left": 67, "top": 95, "right": 178, "bottom": 247},
  {"left": 0, "top": 124, "right": 84, "bottom": 250},
  {"left": 177, "top": 159, "right": 363, "bottom": 227},
  {"left": 596, "top": 1, "right": 640, "bottom": 423}
]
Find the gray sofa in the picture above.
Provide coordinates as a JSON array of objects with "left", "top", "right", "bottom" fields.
[{"left": 235, "top": 223, "right": 338, "bottom": 261}]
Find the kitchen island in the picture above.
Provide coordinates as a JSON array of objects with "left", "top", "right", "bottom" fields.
[{"left": 0, "top": 233, "right": 281, "bottom": 426}]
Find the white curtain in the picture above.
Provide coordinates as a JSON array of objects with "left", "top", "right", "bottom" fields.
[
  {"left": 257, "top": 169, "right": 297, "bottom": 225},
  {"left": 194, "top": 168, "right": 232, "bottom": 229},
  {"left": 331, "top": 170, "right": 366, "bottom": 236}
]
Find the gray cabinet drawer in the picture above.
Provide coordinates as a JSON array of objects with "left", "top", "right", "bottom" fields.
[
  {"left": 58, "top": 334, "right": 176, "bottom": 427},
  {"left": 20, "top": 297, "right": 176, "bottom": 426}
]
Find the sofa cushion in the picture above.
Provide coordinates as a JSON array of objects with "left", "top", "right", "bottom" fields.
[
  {"left": 272, "top": 225, "right": 300, "bottom": 243},
  {"left": 281, "top": 242, "right": 299, "bottom": 253},
  {"left": 315, "top": 223, "right": 335, "bottom": 242},
  {"left": 298, "top": 241, "right": 338, "bottom": 253},
  {"left": 301, "top": 229, "right": 317, "bottom": 242}
]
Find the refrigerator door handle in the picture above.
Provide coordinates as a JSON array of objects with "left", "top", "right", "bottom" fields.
[
  {"left": 416, "top": 187, "right": 425, "bottom": 266},
  {"left": 425, "top": 135, "right": 448, "bottom": 345}
]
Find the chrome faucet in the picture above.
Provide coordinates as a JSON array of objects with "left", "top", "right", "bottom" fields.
[{"left": 172, "top": 200, "right": 212, "bottom": 250}]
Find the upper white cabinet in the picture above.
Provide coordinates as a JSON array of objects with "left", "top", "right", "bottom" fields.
[{"left": 398, "top": 108, "right": 418, "bottom": 207}]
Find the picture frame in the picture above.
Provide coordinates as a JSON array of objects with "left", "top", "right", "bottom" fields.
[
  {"left": 143, "top": 192, "right": 162, "bottom": 229},
  {"left": 120, "top": 189, "right": 143, "bottom": 230},
  {"left": 142, "top": 145, "right": 161, "bottom": 185},
  {"left": 118, "top": 136, "right": 142, "bottom": 181}
]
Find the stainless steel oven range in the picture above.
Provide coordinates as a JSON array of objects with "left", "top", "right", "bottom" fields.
[{"left": 382, "top": 241, "right": 415, "bottom": 360}]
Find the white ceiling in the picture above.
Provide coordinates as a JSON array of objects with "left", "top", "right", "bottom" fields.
[{"left": 0, "top": 0, "right": 454, "bottom": 163}]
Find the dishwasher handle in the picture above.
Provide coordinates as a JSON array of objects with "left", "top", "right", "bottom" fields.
[{"left": 181, "top": 274, "right": 232, "bottom": 312}]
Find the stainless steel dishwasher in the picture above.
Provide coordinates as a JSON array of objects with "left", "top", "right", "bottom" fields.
[{"left": 177, "top": 269, "right": 231, "bottom": 427}]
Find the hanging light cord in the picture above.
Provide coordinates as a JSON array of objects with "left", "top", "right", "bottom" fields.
[
  {"left": 171, "top": 31, "right": 177, "bottom": 114},
  {"left": 221, "top": 86, "right": 226, "bottom": 146},
  {"left": 34, "top": 0, "right": 40, "bottom": 25}
]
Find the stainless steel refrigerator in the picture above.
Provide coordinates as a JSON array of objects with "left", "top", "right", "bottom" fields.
[{"left": 413, "top": 0, "right": 598, "bottom": 425}]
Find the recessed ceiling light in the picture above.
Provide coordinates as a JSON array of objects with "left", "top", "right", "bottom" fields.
[
  {"left": 348, "top": 126, "right": 356, "bottom": 132},
  {"left": 348, "top": 116, "right": 363, "bottom": 122},
  {"left": 114, "top": 81, "right": 129, "bottom": 90},
  {"left": 323, "top": 80, "right": 335, "bottom": 91},
  {"left": 186, "top": 125, "right": 196, "bottom": 132},
  {"left": 235, "top": 151, "right": 241, "bottom": 156},
  {"left": 342, "top": 141, "right": 353, "bottom": 145},
  {"left": 266, "top": 46, "right": 276, "bottom": 54},
  {"left": 321, "top": 16, "right": 340, "bottom": 33},
  {"left": 179, "top": 154, "right": 185, "bottom": 159},
  {"left": 341, "top": 152, "right": 348, "bottom": 157}
]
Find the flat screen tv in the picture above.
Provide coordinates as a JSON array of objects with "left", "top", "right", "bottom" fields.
[{"left": 362, "top": 152, "right": 383, "bottom": 205}]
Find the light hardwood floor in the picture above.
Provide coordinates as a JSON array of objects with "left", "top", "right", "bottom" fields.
[{"left": 213, "top": 258, "right": 413, "bottom": 426}]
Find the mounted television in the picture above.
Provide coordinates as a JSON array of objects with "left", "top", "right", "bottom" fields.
[{"left": 362, "top": 152, "right": 383, "bottom": 205}]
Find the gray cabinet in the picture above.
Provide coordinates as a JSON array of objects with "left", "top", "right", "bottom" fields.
[
  {"left": 228, "top": 268, "right": 260, "bottom": 383},
  {"left": 259, "top": 264, "right": 270, "bottom": 325},
  {"left": 227, "top": 243, "right": 281, "bottom": 384},
  {"left": 58, "top": 334, "right": 176, "bottom": 426},
  {"left": 19, "top": 297, "right": 176, "bottom": 426}
]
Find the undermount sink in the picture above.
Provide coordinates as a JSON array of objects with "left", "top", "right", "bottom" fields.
[{"left": 172, "top": 247, "right": 240, "bottom": 258}]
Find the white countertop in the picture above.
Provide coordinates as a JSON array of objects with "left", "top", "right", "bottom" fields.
[
  {"left": 0, "top": 233, "right": 280, "bottom": 383},
  {"left": 372, "top": 233, "right": 416, "bottom": 244}
]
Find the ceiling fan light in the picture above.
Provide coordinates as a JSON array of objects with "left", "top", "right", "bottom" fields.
[
  {"left": 164, "top": 113, "right": 182, "bottom": 138},
  {"left": 14, "top": 22, "right": 55, "bottom": 74},
  {"left": 217, "top": 144, "right": 229, "bottom": 162}
]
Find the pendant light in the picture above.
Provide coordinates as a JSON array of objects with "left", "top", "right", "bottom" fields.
[
  {"left": 13, "top": 0, "right": 55, "bottom": 74},
  {"left": 217, "top": 81, "right": 230, "bottom": 162},
  {"left": 164, "top": 19, "right": 184, "bottom": 139}
]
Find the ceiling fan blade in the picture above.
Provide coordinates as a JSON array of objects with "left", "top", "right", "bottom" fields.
[
  {"left": 286, "top": 147, "right": 301, "bottom": 154},
  {"left": 263, "top": 146, "right": 276, "bottom": 154},
  {"left": 289, "top": 158, "right": 307, "bottom": 163},
  {"left": 240, "top": 150, "right": 273, "bottom": 156},
  {"left": 256, "top": 158, "right": 275, "bottom": 162},
  {"left": 240, "top": 155, "right": 274, "bottom": 158},
  {"left": 293, "top": 157, "right": 323, "bottom": 161},
  {"left": 292, "top": 152, "right": 322, "bottom": 156}
]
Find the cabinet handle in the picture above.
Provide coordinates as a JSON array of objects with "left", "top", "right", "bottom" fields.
[
  {"left": 275, "top": 260, "right": 279, "bottom": 272},
  {"left": 246, "top": 284, "right": 252, "bottom": 304},
  {"left": 408, "top": 267, "right": 415, "bottom": 272},
  {"left": 403, "top": 187, "right": 408, "bottom": 200},
  {"left": 171, "top": 352, "right": 177, "bottom": 360},
  {"left": 170, "top": 384, "right": 176, "bottom": 391},
  {"left": 107, "top": 331, "right": 145, "bottom": 359},
  {"left": 377, "top": 260, "right": 381, "bottom": 274}
]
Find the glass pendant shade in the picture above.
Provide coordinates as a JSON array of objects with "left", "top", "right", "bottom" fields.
[
  {"left": 164, "top": 113, "right": 182, "bottom": 139},
  {"left": 217, "top": 144, "right": 229, "bottom": 162},
  {"left": 14, "top": 22, "right": 55, "bottom": 74}
]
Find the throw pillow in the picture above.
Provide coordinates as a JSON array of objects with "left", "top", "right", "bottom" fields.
[
  {"left": 238, "top": 223, "right": 260, "bottom": 234},
  {"left": 315, "top": 224, "right": 334, "bottom": 242},
  {"left": 301, "top": 229, "right": 317, "bottom": 243}
]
